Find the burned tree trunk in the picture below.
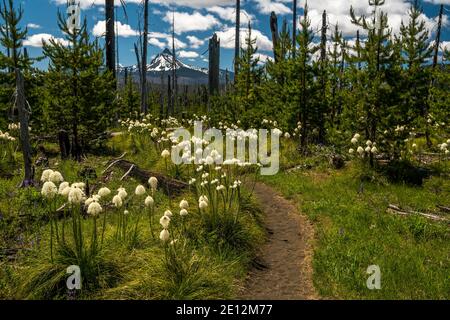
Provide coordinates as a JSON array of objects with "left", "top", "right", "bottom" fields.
[
  {"left": 141, "top": 0, "right": 149, "bottom": 114},
  {"left": 105, "top": 0, "right": 116, "bottom": 80},
  {"left": 270, "top": 12, "right": 279, "bottom": 63},
  {"left": 58, "top": 130, "right": 71, "bottom": 160},
  {"left": 292, "top": 0, "right": 297, "bottom": 58},
  {"left": 167, "top": 74, "right": 172, "bottom": 117},
  {"left": 208, "top": 33, "right": 220, "bottom": 97},
  {"left": 15, "top": 68, "right": 33, "bottom": 187},
  {"left": 234, "top": 0, "right": 240, "bottom": 82}
]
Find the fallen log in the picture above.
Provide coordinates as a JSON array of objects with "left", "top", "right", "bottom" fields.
[
  {"left": 105, "top": 159, "right": 188, "bottom": 196},
  {"left": 387, "top": 204, "right": 449, "bottom": 223},
  {"left": 436, "top": 205, "right": 450, "bottom": 213}
]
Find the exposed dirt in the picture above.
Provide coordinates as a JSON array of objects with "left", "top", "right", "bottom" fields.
[{"left": 240, "top": 183, "right": 318, "bottom": 300}]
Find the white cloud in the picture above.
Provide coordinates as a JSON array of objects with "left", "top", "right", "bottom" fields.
[
  {"left": 207, "top": 6, "right": 254, "bottom": 25},
  {"left": 297, "top": 0, "right": 444, "bottom": 38},
  {"left": 255, "top": 52, "right": 274, "bottom": 65},
  {"left": 92, "top": 20, "right": 138, "bottom": 37},
  {"left": 254, "top": 0, "right": 292, "bottom": 15},
  {"left": 149, "top": 32, "right": 187, "bottom": 50},
  {"left": 27, "top": 23, "right": 41, "bottom": 29},
  {"left": 149, "top": 37, "right": 166, "bottom": 49},
  {"left": 216, "top": 26, "right": 273, "bottom": 52},
  {"left": 187, "top": 35, "right": 205, "bottom": 49},
  {"left": 163, "top": 11, "right": 221, "bottom": 34},
  {"left": 23, "top": 33, "right": 69, "bottom": 47},
  {"left": 179, "top": 50, "right": 200, "bottom": 58}
]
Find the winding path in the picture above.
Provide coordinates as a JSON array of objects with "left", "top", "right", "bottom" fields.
[{"left": 240, "top": 183, "right": 318, "bottom": 300}]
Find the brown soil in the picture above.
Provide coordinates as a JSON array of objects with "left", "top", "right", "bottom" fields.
[{"left": 239, "top": 183, "right": 318, "bottom": 300}]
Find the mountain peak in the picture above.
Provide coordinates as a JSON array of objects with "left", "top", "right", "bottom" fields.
[{"left": 162, "top": 48, "right": 173, "bottom": 55}]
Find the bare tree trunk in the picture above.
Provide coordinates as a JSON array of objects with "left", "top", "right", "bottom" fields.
[
  {"left": 171, "top": 9, "right": 177, "bottom": 114},
  {"left": 270, "top": 12, "right": 279, "bottom": 62},
  {"left": 167, "top": 74, "right": 172, "bottom": 117},
  {"left": 426, "top": 4, "right": 444, "bottom": 147},
  {"left": 292, "top": 0, "right": 297, "bottom": 58},
  {"left": 105, "top": 0, "right": 116, "bottom": 80},
  {"left": 208, "top": 33, "right": 220, "bottom": 97},
  {"left": 234, "top": 0, "right": 240, "bottom": 82},
  {"left": 15, "top": 68, "right": 33, "bottom": 186},
  {"left": 141, "top": 0, "right": 149, "bottom": 114}
]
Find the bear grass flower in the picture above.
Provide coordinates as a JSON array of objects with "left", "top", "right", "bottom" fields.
[
  {"left": 71, "top": 182, "right": 86, "bottom": 190},
  {"left": 98, "top": 187, "right": 111, "bottom": 197},
  {"left": 199, "top": 200, "right": 208, "bottom": 210},
  {"left": 148, "top": 176, "right": 158, "bottom": 190},
  {"left": 179, "top": 199, "right": 189, "bottom": 210},
  {"left": 351, "top": 138, "right": 358, "bottom": 144},
  {"left": 160, "top": 215, "right": 171, "bottom": 229},
  {"left": 357, "top": 146, "right": 364, "bottom": 155},
  {"left": 87, "top": 202, "right": 102, "bottom": 216},
  {"left": 60, "top": 186, "right": 71, "bottom": 197},
  {"left": 112, "top": 195, "right": 123, "bottom": 208},
  {"left": 68, "top": 187, "right": 84, "bottom": 204},
  {"left": 41, "top": 169, "right": 54, "bottom": 182},
  {"left": 118, "top": 187, "right": 128, "bottom": 200},
  {"left": 85, "top": 197, "right": 96, "bottom": 207},
  {"left": 349, "top": 148, "right": 355, "bottom": 154},
  {"left": 41, "top": 181, "right": 58, "bottom": 199},
  {"left": 49, "top": 171, "right": 64, "bottom": 183},
  {"left": 164, "top": 210, "right": 173, "bottom": 218},
  {"left": 135, "top": 185, "right": 146, "bottom": 196},
  {"left": 58, "top": 182, "right": 69, "bottom": 194},
  {"left": 160, "top": 229, "right": 170, "bottom": 242},
  {"left": 180, "top": 209, "right": 188, "bottom": 217},
  {"left": 145, "top": 195, "right": 154, "bottom": 207},
  {"left": 161, "top": 149, "right": 170, "bottom": 158}
]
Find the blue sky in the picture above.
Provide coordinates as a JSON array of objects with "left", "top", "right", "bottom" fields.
[{"left": 10, "top": 0, "right": 450, "bottom": 70}]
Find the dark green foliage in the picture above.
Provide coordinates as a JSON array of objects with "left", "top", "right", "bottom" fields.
[{"left": 41, "top": 14, "right": 115, "bottom": 155}]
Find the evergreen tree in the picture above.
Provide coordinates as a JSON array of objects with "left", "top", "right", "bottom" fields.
[
  {"left": 296, "top": 3, "right": 318, "bottom": 149},
  {"left": 234, "top": 23, "right": 263, "bottom": 125},
  {"left": 0, "top": 0, "right": 33, "bottom": 184},
  {"left": 399, "top": 0, "right": 433, "bottom": 132},
  {"left": 42, "top": 13, "right": 115, "bottom": 159},
  {"left": 350, "top": 0, "right": 396, "bottom": 164}
]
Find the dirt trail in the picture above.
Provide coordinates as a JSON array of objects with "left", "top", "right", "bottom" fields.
[{"left": 240, "top": 183, "right": 318, "bottom": 300}]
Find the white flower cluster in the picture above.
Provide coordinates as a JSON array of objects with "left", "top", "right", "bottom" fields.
[
  {"left": 293, "top": 122, "right": 302, "bottom": 137},
  {"left": 438, "top": 140, "right": 450, "bottom": 155},
  {"left": 349, "top": 134, "right": 378, "bottom": 156},
  {"left": 0, "top": 130, "right": 16, "bottom": 142}
]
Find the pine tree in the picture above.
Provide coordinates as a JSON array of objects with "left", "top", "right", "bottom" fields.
[
  {"left": 399, "top": 0, "right": 433, "bottom": 128},
  {"left": 296, "top": 3, "right": 318, "bottom": 149},
  {"left": 0, "top": 0, "right": 33, "bottom": 185},
  {"left": 328, "top": 25, "right": 343, "bottom": 128},
  {"left": 350, "top": 0, "right": 395, "bottom": 164},
  {"left": 234, "top": 23, "right": 263, "bottom": 125},
  {"left": 42, "top": 13, "right": 115, "bottom": 159}
]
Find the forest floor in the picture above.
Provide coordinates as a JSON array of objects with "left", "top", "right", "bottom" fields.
[{"left": 240, "top": 182, "right": 318, "bottom": 300}]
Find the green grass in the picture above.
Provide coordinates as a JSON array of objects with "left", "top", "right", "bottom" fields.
[
  {"left": 262, "top": 163, "right": 450, "bottom": 299},
  {"left": 0, "top": 134, "right": 265, "bottom": 300}
]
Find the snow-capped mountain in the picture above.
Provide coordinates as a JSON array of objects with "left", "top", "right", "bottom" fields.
[{"left": 118, "top": 48, "right": 232, "bottom": 85}]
